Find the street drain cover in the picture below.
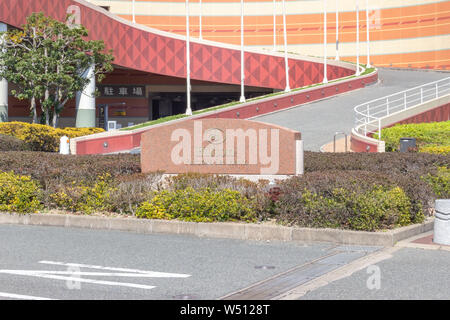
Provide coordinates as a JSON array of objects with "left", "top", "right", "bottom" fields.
[
  {"left": 254, "top": 265, "right": 276, "bottom": 270},
  {"left": 172, "top": 294, "right": 200, "bottom": 300}
]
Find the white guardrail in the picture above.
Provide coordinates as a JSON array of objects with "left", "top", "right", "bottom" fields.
[{"left": 354, "top": 76, "right": 450, "bottom": 140}]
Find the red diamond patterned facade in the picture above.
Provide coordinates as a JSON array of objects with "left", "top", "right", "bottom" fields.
[{"left": 0, "top": 0, "right": 354, "bottom": 90}]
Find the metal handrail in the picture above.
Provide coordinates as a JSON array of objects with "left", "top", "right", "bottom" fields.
[{"left": 354, "top": 77, "right": 450, "bottom": 140}]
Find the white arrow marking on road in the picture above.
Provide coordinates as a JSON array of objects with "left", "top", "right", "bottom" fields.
[
  {"left": 0, "top": 261, "right": 191, "bottom": 291},
  {"left": 0, "top": 291, "right": 56, "bottom": 300},
  {"left": 0, "top": 270, "right": 186, "bottom": 277},
  {"left": 0, "top": 271, "right": 156, "bottom": 290},
  {"left": 38, "top": 260, "right": 191, "bottom": 278}
]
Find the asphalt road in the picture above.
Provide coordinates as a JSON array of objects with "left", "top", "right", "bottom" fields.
[
  {"left": 0, "top": 224, "right": 379, "bottom": 300},
  {"left": 253, "top": 68, "right": 450, "bottom": 151}
]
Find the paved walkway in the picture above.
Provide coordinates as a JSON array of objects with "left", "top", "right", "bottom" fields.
[
  {"left": 254, "top": 68, "right": 450, "bottom": 151},
  {"left": 299, "top": 235, "right": 450, "bottom": 300}
]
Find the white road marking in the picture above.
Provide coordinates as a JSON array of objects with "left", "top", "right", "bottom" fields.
[
  {"left": 0, "top": 291, "right": 56, "bottom": 300},
  {"left": 38, "top": 260, "right": 191, "bottom": 278},
  {"left": 0, "top": 271, "right": 156, "bottom": 290},
  {"left": 0, "top": 261, "right": 191, "bottom": 291},
  {"left": 0, "top": 270, "right": 186, "bottom": 277}
]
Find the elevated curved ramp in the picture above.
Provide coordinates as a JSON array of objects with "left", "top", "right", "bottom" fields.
[{"left": 0, "top": 0, "right": 354, "bottom": 90}]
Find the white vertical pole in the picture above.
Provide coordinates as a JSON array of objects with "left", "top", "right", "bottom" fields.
[
  {"left": 185, "top": 0, "right": 192, "bottom": 115},
  {"left": 0, "top": 23, "right": 8, "bottom": 122},
  {"left": 356, "top": 1, "right": 360, "bottom": 76},
  {"left": 323, "top": 0, "right": 328, "bottom": 84},
  {"left": 335, "top": 0, "right": 339, "bottom": 60},
  {"left": 273, "top": 0, "right": 277, "bottom": 51},
  {"left": 240, "top": 0, "right": 246, "bottom": 102},
  {"left": 132, "top": 0, "right": 136, "bottom": 23},
  {"left": 199, "top": 0, "right": 203, "bottom": 39},
  {"left": 75, "top": 63, "right": 96, "bottom": 128},
  {"left": 365, "top": 0, "right": 371, "bottom": 67},
  {"left": 282, "top": 0, "right": 290, "bottom": 92}
]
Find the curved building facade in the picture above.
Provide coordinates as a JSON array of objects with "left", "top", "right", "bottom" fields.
[
  {"left": 89, "top": 0, "right": 450, "bottom": 70},
  {"left": 0, "top": 0, "right": 355, "bottom": 127}
]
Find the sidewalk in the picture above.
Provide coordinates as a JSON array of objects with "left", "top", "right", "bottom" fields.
[
  {"left": 321, "top": 136, "right": 353, "bottom": 153},
  {"left": 286, "top": 231, "right": 450, "bottom": 300}
]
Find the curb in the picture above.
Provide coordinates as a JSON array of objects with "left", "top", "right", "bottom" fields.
[{"left": 0, "top": 213, "right": 434, "bottom": 247}]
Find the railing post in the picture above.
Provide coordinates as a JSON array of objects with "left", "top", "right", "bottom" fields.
[
  {"left": 364, "top": 118, "right": 367, "bottom": 136},
  {"left": 378, "top": 118, "right": 381, "bottom": 140}
]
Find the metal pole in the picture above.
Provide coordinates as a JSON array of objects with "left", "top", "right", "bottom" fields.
[
  {"left": 185, "top": 0, "right": 192, "bottom": 115},
  {"left": 273, "top": 0, "right": 277, "bottom": 51},
  {"left": 199, "top": 0, "right": 202, "bottom": 39},
  {"left": 323, "top": 0, "right": 328, "bottom": 84},
  {"left": 282, "top": 0, "right": 290, "bottom": 92},
  {"left": 132, "top": 0, "right": 136, "bottom": 23},
  {"left": 365, "top": 0, "right": 371, "bottom": 67},
  {"left": 378, "top": 118, "right": 381, "bottom": 140},
  {"left": 335, "top": 0, "right": 339, "bottom": 60},
  {"left": 355, "top": 1, "right": 360, "bottom": 76},
  {"left": 0, "top": 23, "right": 8, "bottom": 122},
  {"left": 240, "top": 0, "right": 246, "bottom": 102}
]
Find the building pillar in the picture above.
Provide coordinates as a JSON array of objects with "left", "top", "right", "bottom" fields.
[
  {"left": 75, "top": 63, "right": 96, "bottom": 127},
  {"left": 0, "top": 22, "right": 8, "bottom": 122}
]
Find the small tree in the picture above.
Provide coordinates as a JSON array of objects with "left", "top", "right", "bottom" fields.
[
  {"left": 0, "top": 14, "right": 54, "bottom": 123},
  {"left": 0, "top": 12, "right": 114, "bottom": 127}
]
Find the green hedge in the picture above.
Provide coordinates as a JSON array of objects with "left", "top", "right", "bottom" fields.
[
  {"left": 0, "top": 152, "right": 448, "bottom": 231},
  {"left": 0, "top": 171, "right": 42, "bottom": 213},
  {"left": 0, "top": 134, "right": 28, "bottom": 151},
  {"left": 374, "top": 121, "right": 450, "bottom": 153},
  {"left": 136, "top": 187, "right": 256, "bottom": 222}
]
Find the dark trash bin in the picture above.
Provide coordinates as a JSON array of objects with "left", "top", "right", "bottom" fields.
[{"left": 399, "top": 137, "right": 416, "bottom": 152}]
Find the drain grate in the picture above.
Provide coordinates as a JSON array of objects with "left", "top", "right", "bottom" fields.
[
  {"left": 173, "top": 294, "right": 200, "bottom": 300},
  {"left": 254, "top": 265, "right": 276, "bottom": 270}
]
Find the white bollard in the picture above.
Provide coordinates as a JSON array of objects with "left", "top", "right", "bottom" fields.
[
  {"left": 59, "top": 135, "right": 70, "bottom": 155},
  {"left": 433, "top": 199, "right": 450, "bottom": 245}
]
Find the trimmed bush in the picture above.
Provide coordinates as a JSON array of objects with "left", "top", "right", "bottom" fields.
[
  {"left": 0, "top": 121, "right": 104, "bottom": 152},
  {"left": 0, "top": 151, "right": 447, "bottom": 231},
  {"left": 420, "top": 145, "right": 450, "bottom": 155},
  {"left": 0, "top": 134, "right": 28, "bottom": 151},
  {"left": 423, "top": 166, "right": 450, "bottom": 198},
  {"left": 49, "top": 172, "right": 162, "bottom": 215},
  {"left": 374, "top": 121, "right": 450, "bottom": 152},
  {"left": 0, "top": 152, "right": 141, "bottom": 188},
  {"left": 0, "top": 171, "right": 42, "bottom": 213},
  {"left": 136, "top": 187, "right": 257, "bottom": 222},
  {"left": 49, "top": 174, "right": 116, "bottom": 214},
  {"left": 273, "top": 171, "right": 425, "bottom": 231}
]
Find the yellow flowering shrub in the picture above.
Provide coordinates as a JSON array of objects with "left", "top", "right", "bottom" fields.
[
  {"left": 0, "top": 122, "right": 104, "bottom": 152},
  {"left": 0, "top": 171, "right": 42, "bottom": 213},
  {"left": 136, "top": 187, "right": 257, "bottom": 222},
  {"left": 419, "top": 145, "right": 450, "bottom": 155},
  {"left": 423, "top": 166, "right": 450, "bottom": 198},
  {"left": 50, "top": 174, "right": 116, "bottom": 214}
]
